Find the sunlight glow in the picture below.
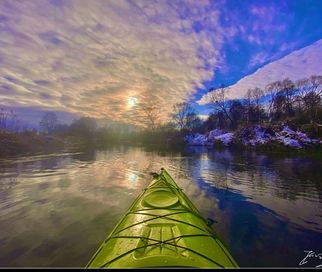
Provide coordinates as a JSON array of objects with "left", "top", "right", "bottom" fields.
[{"left": 127, "top": 97, "right": 138, "bottom": 107}]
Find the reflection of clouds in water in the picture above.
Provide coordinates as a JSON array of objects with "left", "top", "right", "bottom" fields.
[{"left": 0, "top": 147, "right": 321, "bottom": 266}]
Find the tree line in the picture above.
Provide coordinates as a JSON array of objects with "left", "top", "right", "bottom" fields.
[
  {"left": 1, "top": 73, "right": 321, "bottom": 152},
  {"left": 171, "top": 75, "right": 322, "bottom": 136},
  {"left": 130, "top": 74, "right": 321, "bottom": 138}
]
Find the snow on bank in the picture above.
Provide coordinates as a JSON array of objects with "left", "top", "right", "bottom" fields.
[
  {"left": 279, "top": 137, "right": 302, "bottom": 148},
  {"left": 185, "top": 129, "right": 233, "bottom": 146},
  {"left": 239, "top": 125, "right": 275, "bottom": 146},
  {"left": 207, "top": 129, "right": 226, "bottom": 140},
  {"left": 185, "top": 125, "right": 320, "bottom": 149},
  {"left": 275, "top": 126, "right": 317, "bottom": 148},
  {"left": 213, "top": 133, "right": 234, "bottom": 146},
  {"left": 184, "top": 134, "right": 208, "bottom": 146}
]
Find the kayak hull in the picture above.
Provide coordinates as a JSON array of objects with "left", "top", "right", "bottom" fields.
[{"left": 86, "top": 168, "right": 238, "bottom": 268}]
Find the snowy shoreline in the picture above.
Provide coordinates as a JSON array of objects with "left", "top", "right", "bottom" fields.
[{"left": 185, "top": 125, "right": 322, "bottom": 150}]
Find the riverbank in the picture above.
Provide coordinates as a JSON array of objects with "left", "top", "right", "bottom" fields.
[
  {"left": 0, "top": 130, "right": 66, "bottom": 157},
  {"left": 0, "top": 130, "right": 92, "bottom": 158},
  {"left": 1, "top": 124, "right": 322, "bottom": 159},
  {"left": 184, "top": 124, "right": 322, "bottom": 156},
  {"left": 0, "top": 126, "right": 184, "bottom": 158}
]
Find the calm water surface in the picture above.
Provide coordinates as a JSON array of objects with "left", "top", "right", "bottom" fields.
[{"left": 0, "top": 146, "right": 321, "bottom": 267}]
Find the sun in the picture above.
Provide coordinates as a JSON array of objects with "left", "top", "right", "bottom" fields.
[{"left": 127, "top": 97, "right": 138, "bottom": 107}]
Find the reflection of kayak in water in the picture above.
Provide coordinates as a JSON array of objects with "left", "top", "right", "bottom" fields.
[{"left": 86, "top": 168, "right": 238, "bottom": 268}]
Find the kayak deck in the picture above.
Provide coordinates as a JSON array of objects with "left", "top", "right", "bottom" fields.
[{"left": 86, "top": 168, "right": 238, "bottom": 268}]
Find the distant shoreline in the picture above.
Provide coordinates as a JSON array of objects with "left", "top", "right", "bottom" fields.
[{"left": 1, "top": 131, "right": 321, "bottom": 161}]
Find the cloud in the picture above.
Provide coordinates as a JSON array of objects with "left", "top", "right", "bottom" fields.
[
  {"left": 248, "top": 51, "right": 270, "bottom": 68},
  {"left": 0, "top": 0, "right": 224, "bottom": 125},
  {"left": 221, "top": 1, "right": 290, "bottom": 42},
  {"left": 198, "top": 39, "right": 322, "bottom": 104},
  {"left": 250, "top": 5, "right": 276, "bottom": 24},
  {"left": 249, "top": 2, "right": 289, "bottom": 34}
]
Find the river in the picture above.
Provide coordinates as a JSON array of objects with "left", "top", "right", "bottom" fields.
[{"left": 0, "top": 146, "right": 321, "bottom": 267}]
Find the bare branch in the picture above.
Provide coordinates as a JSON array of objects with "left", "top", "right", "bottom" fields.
[{"left": 131, "top": 100, "right": 162, "bottom": 130}]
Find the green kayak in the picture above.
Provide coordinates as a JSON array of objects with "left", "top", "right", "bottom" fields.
[{"left": 86, "top": 168, "right": 238, "bottom": 268}]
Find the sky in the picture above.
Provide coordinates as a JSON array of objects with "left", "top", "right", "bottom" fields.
[{"left": 0, "top": 0, "right": 322, "bottom": 127}]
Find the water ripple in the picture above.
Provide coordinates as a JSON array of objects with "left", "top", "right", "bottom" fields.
[{"left": 0, "top": 147, "right": 321, "bottom": 267}]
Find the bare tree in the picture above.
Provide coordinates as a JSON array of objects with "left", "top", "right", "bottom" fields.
[
  {"left": 39, "top": 112, "right": 58, "bottom": 134},
  {"left": 245, "top": 89, "right": 253, "bottom": 124},
  {"left": 132, "top": 100, "right": 162, "bottom": 130},
  {"left": 0, "top": 108, "right": 20, "bottom": 131},
  {"left": 0, "top": 108, "right": 10, "bottom": 130},
  {"left": 245, "top": 88, "right": 264, "bottom": 123},
  {"left": 172, "top": 102, "right": 197, "bottom": 131},
  {"left": 300, "top": 76, "right": 321, "bottom": 121},
  {"left": 265, "top": 80, "right": 282, "bottom": 120},
  {"left": 295, "top": 78, "right": 310, "bottom": 112},
  {"left": 252, "top": 88, "right": 264, "bottom": 110},
  {"left": 280, "top": 78, "right": 295, "bottom": 116},
  {"left": 245, "top": 89, "right": 253, "bottom": 107},
  {"left": 309, "top": 75, "right": 322, "bottom": 96},
  {"left": 207, "top": 85, "right": 233, "bottom": 124},
  {"left": 295, "top": 75, "right": 322, "bottom": 121}
]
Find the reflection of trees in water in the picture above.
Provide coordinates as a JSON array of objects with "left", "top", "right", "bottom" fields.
[
  {"left": 39, "top": 157, "right": 62, "bottom": 170},
  {"left": 0, "top": 146, "right": 321, "bottom": 267},
  {"left": 140, "top": 144, "right": 185, "bottom": 157},
  {"left": 180, "top": 149, "right": 322, "bottom": 266},
  {"left": 272, "top": 157, "right": 322, "bottom": 201},
  {"left": 183, "top": 147, "right": 322, "bottom": 201},
  {"left": 72, "top": 149, "right": 96, "bottom": 162},
  {"left": 221, "top": 188, "right": 322, "bottom": 267}
]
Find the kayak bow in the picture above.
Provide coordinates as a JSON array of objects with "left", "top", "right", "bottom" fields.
[{"left": 86, "top": 168, "right": 238, "bottom": 268}]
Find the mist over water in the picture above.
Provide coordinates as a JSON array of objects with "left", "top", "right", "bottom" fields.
[{"left": 0, "top": 146, "right": 321, "bottom": 267}]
